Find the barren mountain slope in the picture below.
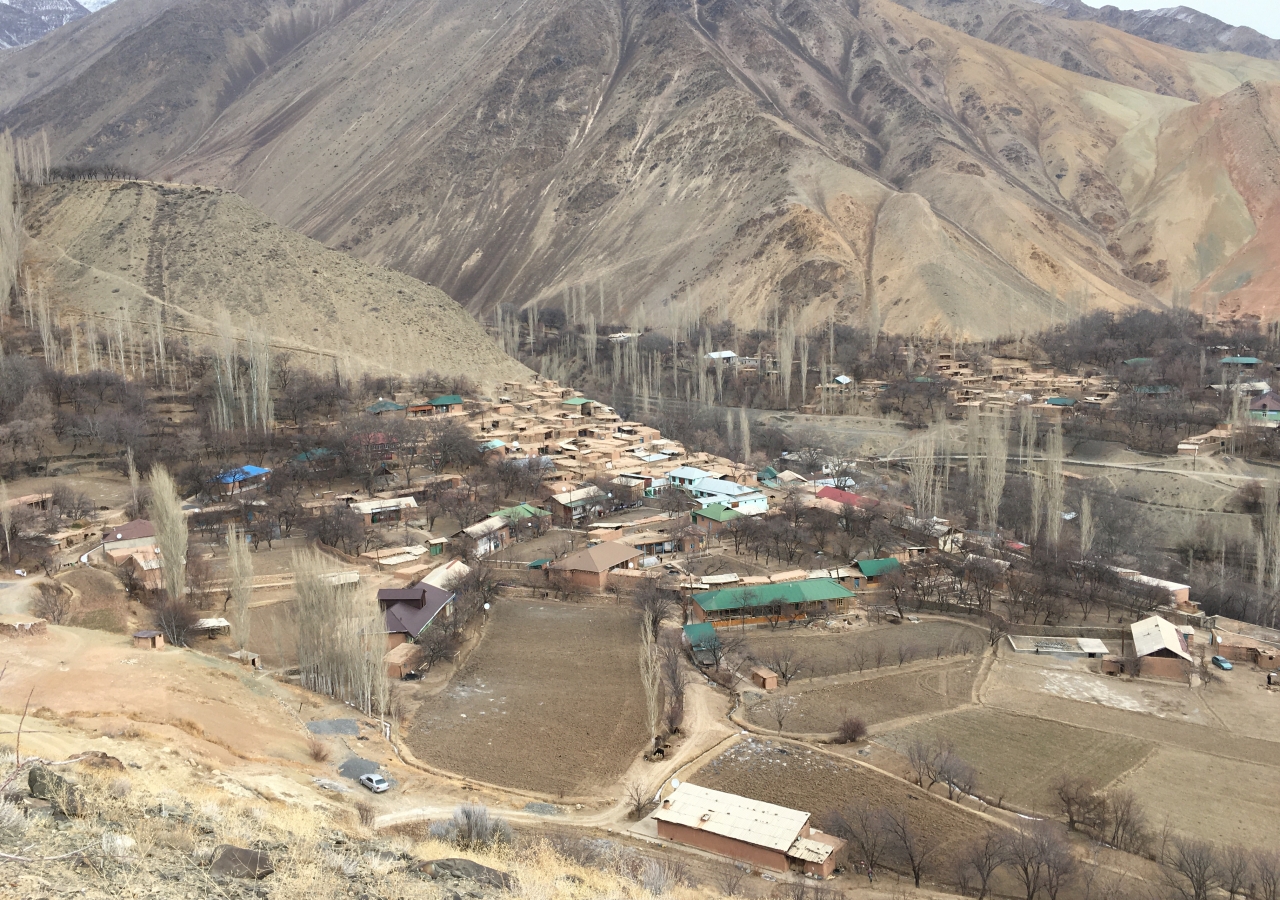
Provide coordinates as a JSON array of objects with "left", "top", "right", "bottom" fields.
[
  {"left": 891, "top": 0, "right": 1280, "bottom": 101},
  {"left": 22, "top": 180, "right": 531, "bottom": 383},
  {"left": 7, "top": 0, "right": 1280, "bottom": 337}
]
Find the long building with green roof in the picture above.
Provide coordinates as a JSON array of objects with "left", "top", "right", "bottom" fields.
[{"left": 692, "top": 578, "right": 854, "bottom": 623}]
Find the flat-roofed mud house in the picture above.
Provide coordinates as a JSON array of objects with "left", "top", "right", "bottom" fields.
[{"left": 652, "top": 783, "right": 843, "bottom": 876}]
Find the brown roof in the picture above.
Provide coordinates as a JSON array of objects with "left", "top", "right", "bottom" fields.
[
  {"left": 105, "top": 520, "right": 155, "bottom": 542},
  {"left": 554, "top": 541, "right": 643, "bottom": 574}
]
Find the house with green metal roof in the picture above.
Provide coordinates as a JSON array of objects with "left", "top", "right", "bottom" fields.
[
  {"left": 692, "top": 579, "right": 854, "bottom": 623},
  {"left": 1122, "top": 357, "right": 1152, "bottom": 367},
  {"left": 492, "top": 503, "right": 550, "bottom": 524},
  {"left": 1220, "top": 356, "right": 1261, "bottom": 367},
  {"left": 1044, "top": 397, "right": 1077, "bottom": 407},
  {"left": 366, "top": 399, "right": 407, "bottom": 415},
  {"left": 855, "top": 557, "right": 902, "bottom": 582},
  {"left": 692, "top": 503, "right": 741, "bottom": 534}
]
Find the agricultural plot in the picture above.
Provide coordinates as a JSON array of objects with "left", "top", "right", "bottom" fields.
[
  {"left": 1113, "top": 746, "right": 1280, "bottom": 847},
  {"left": 691, "top": 737, "right": 989, "bottom": 872},
  {"left": 746, "top": 659, "right": 980, "bottom": 733},
  {"left": 877, "top": 708, "right": 1151, "bottom": 812},
  {"left": 743, "top": 620, "right": 983, "bottom": 679},
  {"left": 57, "top": 567, "right": 128, "bottom": 633},
  {"left": 407, "top": 601, "right": 648, "bottom": 796}
]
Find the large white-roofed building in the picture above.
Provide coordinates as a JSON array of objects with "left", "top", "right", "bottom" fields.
[{"left": 652, "top": 783, "right": 843, "bottom": 876}]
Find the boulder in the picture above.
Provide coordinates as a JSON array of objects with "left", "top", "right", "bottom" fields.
[
  {"left": 209, "top": 845, "right": 275, "bottom": 879},
  {"left": 419, "top": 857, "right": 512, "bottom": 889},
  {"left": 72, "top": 751, "right": 126, "bottom": 772},
  {"left": 28, "top": 766, "right": 86, "bottom": 817}
]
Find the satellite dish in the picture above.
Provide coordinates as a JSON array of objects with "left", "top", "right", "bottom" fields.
[
  {"left": 115, "top": 533, "right": 123, "bottom": 540},
  {"left": 79, "top": 554, "right": 89, "bottom": 564},
  {"left": 483, "top": 603, "right": 490, "bottom": 610},
  {"left": 670, "top": 778, "right": 680, "bottom": 789}
]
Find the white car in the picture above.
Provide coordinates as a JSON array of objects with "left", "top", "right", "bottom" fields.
[{"left": 359, "top": 773, "right": 389, "bottom": 793}]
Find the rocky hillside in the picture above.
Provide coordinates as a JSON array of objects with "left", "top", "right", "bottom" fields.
[
  {"left": 23, "top": 180, "right": 532, "bottom": 384},
  {"left": 4, "top": 0, "right": 1280, "bottom": 336}
]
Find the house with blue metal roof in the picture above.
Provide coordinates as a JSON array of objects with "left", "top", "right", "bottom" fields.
[{"left": 212, "top": 465, "right": 271, "bottom": 496}]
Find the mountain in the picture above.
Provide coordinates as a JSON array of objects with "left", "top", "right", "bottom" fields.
[
  {"left": 5, "top": 0, "right": 1280, "bottom": 337},
  {"left": 22, "top": 180, "right": 532, "bottom": 384},
  {"left": 0, "top": 0, "right": 87, "bottom": 48},
  {"left": 1043, "top": 1, "right": 1280, "bottom": 59}
]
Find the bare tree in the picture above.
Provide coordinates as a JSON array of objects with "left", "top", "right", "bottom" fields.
[
  {"left": 1220, "top": 844, "right": 1250, "bottom": 900},
  {"left": 1254, "top": 849, "right": 1280, "bottom": 900},
  {"left": 954, "top": 829, "right": 1006, "bottom": 900},
  {"left": 34, "top": 581, "right": 74, "bottom": 625},
  {"left": 227, "top": 524, "right": 253, "bottom": 653},
  {"left": 983, "top": 410, "right": 1009, "bottom": 533},
  {"left": 149, "top": 465, "right": 192, "bottom": 646},
  {"left": 763, "top": 647, "right": 806, "bottom": 685},
  {"left": 766, "top": 695, "right": 795, "bottom": 734},
  {"left": 937, "top": 749, "right": 978, "bottom": 801},
  {"left": 0, "top": 479, "right": 11, "bottom": 562},
  {"left": 824, "top": 803, "right": 890, "bottom": 884},
  {"left": 883, "top": 807, "right": 941, "bottom": 888},
  {"left": 1165, "top": 838, "right": 1220, "bottom": 900},
  {"left": 294, "top": 549, "right": 389, "bottom": 718},
  {"left": 1103, "top": 789, "right": 1149, "bottom": 854},
  {"left": 1005, "top": 823, "right": 1055, "bottom": 900},
  {"left": 418, "top": 626, "right": 453, "bottom": 672},
  {"left": 906, "top": 736, "right": 947, "bottom": 790},
  {"left": 634, "top": 582, "right": 675, "bottom": 636},
  {"left": 1041, "top": 827, "right": 1077, "bottom": 900},
  {"left": 1054, "top": 775, "right": 1101, "bottom": 831}
]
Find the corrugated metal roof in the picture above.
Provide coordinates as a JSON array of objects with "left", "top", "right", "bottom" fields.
[
  {"left": 653, "top": 783, "right": 808, "bottom": 852},
  {"left": 1131, "top": 615, "right": 1192, "bottom": 662},
  {"left": 787, "top": 835, "right": 837, "bottom": 864},
  {"left": 694, "top": 579, "right": 853, "bottom": 613},
  {"left": 856, "top": 557, "right": 901, "bottom": 578},
  {"left": 1077, "top": 638, "right": 1109, "bottom": 654}
]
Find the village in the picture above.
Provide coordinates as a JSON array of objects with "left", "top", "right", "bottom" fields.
[{"left": 5, "top": 344, "right": 1280, "bottom": 899}]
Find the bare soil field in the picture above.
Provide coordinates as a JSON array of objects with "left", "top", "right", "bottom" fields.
[
  {"left": 743, "top": 620, "right": 984, "bottom": 679},
  {"left": 57, "top": 566, "right": 129, "bottom": 633},
  {"left": 877, "top": 708, "right": 1152, "bottom": 812},
  {"left": 983, "top": 661, "right": 1280, "bottom": 767},
  {"left": 1112, "top": 746, "right": 1280, "bottom": 848},
  {"left": 746, "top": 659, "right": 980, "bottom": 734},
  {"left": 407, "top": 601, "right": 648, "bottom": 797},
  {"left": 690, "top": 737, "right": 991, "bottom": 872}
]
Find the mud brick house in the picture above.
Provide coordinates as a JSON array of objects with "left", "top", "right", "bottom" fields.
[
  {"left": 652, "top": 783, "right": 843, "bottom": 876},
  {"left": 1104, "top": 615, "right": 1194, "bottom": 680},
  {"left": 548, "top": 541, "right": 642, "bottom": 591}
]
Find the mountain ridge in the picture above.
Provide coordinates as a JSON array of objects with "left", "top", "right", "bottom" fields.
[{"left": 5, "top": 0, "right": 1280, "bottom": 336}]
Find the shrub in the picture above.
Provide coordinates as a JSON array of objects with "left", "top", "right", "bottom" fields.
[
  {"left": 835, "top": 716, "right": 868, "bottom": 744},
  {"left": 356, "top": 802, "right": 376, "bottom": 828},
  {"left": 427, "top": 802, "right": 513, "bottom": 849},
  {"left": 307, "top": 736, "right": 330, "bottom": 762}
]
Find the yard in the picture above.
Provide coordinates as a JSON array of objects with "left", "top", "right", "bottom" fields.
[
  {"left": 742, "top": 619, "right": 984, "bottom": 679},
  {"left": 745, "top": 659, "right": 980, "bottom": 734},
  {"left": 876, "top": 708, "right": 1152, "bottom": 813},
  {"left": 689, "top": 737, "right": 991, "bottom": 874},
  {"left": 406, "top": 600, "right": 649, "bottom": 797}
]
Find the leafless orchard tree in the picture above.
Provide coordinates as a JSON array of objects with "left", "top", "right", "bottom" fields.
[
  {"left": 1004, "top": 822, "right": 1070, "bottom": 900},
  {"left": 763, "top": 647, "right": 806, "bottom": 685},
  {"left": 227, "top": 523, "right": 253, "bottom": 653},
  {"left": 766, "top": 694, "right": 795, "bottom": 734}
]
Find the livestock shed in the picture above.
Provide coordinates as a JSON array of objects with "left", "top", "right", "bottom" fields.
[
  {"left": 691, "top": 579, "right": 853, "bottom": 624},
  {"left": 384, "top": 642, "right": 425, "bottom": 679},
  {"left": 652, "top": 783, "right": 843, "bottom": 876},
  {"left": 132, "top": 631, "right": 164, "bottom": 650},
  {"left": 854, "top": 557, "right": 902, "bottom": 583}
]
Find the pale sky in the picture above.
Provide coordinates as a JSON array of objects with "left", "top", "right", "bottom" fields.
[{"left": 1096, "top": 0, "right": 1280, "bottom": 41}]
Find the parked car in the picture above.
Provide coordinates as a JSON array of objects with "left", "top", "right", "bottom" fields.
[
  {"left": 1211, "top": 655, "right": 1233, "bottom": 671},
  {"left": 359, "top": 773, "right": 390, "bottom": 793}
]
